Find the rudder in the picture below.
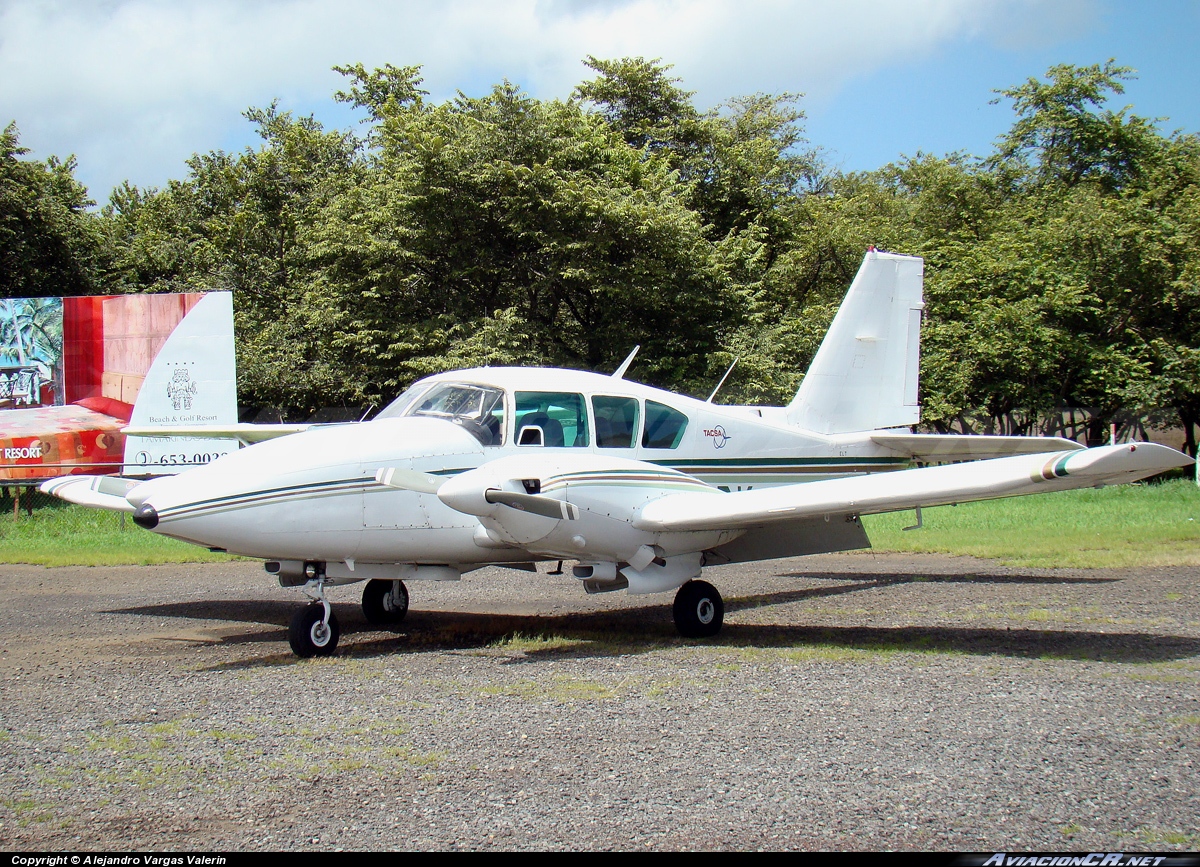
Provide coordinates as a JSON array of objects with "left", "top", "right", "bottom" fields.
[{"left": 786, "top": 250, "right": 924, "bottom": 434}]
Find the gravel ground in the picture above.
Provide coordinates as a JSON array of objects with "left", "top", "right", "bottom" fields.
[{"left": 0, "top": 551, "right": 1197, "bottom": 852}]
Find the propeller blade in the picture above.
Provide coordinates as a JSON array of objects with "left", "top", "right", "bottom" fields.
[
  {"left": 375, "top": 468, "right": 445, "bottom": 494},
  {"left": 484, "top": 489, "right": 579, "bottom": 521}
]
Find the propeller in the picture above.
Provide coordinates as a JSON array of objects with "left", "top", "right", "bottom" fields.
[{"left": 484, "top": 489, "right": 579, "bottom": 521}]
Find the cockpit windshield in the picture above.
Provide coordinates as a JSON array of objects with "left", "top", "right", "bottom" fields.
[
  {"left": 389, "top": 382, "right": 506, "bottom": 446},
  {"left": 376, "top": 382, "right": 433, "bottom": 421}
]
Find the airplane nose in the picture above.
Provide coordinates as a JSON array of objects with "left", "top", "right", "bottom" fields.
[{"left": 132, "top": 504, "right": 159, "bottom": 529}]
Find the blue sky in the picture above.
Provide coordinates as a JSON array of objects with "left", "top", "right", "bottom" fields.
[
  {"left": 807, "top": 0, "right": 1200, "bottom": 174},
  {"left": 1, "top": 0, "right": 1197, "bottom": 200}
]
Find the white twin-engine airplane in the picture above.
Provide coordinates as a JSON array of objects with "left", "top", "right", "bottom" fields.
[{"left": 43, "top": 251, "right": 1194, "bottom": 657}]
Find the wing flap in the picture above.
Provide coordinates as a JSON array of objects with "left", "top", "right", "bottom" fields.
[
  {"left": 872, "top": 433, "right": 1085, "bottom": 460},
  {"left": 635, "top": 443, "right": 1193, "bottom": 533}
]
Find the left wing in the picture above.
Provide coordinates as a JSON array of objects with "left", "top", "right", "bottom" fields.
[
  {"left": 40, "top": 475, "right": 141, "bottom": 513},
  {"left": 634, "top": 443, "right": 1193, "bottom": 533},
  {"left": 122, "top": 422, "right": 313, "bottom": 446}
]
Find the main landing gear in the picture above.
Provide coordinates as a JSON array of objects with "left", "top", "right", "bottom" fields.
[
  {"left": 362, "top": 579, "right": 409, "bottom": 626},
  {"left": 672, "top": 579, "right": 724, "bottom": 638}
]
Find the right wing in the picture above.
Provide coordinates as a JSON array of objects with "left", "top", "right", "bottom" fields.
[
  {"left": 634, "top": 443, "right": 1193, "bottom": 533},
  {"left": 871, "top": 433, "right": 1084, "bottom": 461}
]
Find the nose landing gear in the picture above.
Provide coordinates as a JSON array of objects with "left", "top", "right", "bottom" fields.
[
  {"left": 289, "top": 603, "right": 340, "bottom": 657},
  {"left": 289, "top": 569, "right": 340, "bottom": 657}
]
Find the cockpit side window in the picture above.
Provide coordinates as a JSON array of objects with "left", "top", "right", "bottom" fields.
[
  {"left": 592, "top": 395, "right": 639, "bottom": 448},
  {"left": 399, "top": 382, "right": 505, "bottom": 446},
  {"left": 642, "top": 400, "right": 688, "bottom": 449},
  {"left": 515, "top": 392, "right": 589, "bottom": 447}
]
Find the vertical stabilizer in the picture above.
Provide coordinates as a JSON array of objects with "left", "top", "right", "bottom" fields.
[
  {"left": 122, "top": 292, "right": 239, "bottom": 474},
  {"left": 786, "top": 250, "right": 924, "bottom": 434}
]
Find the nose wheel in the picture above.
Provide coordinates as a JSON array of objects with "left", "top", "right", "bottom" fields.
[
  {"left": 289, "top": 576, "right": 340, "bottom": 657},
  {"left": 289, "top": 604, "right": 340, "bottom": 657},
  {"left": 673, "top": 580, "right": 724, "bottom": 638}
]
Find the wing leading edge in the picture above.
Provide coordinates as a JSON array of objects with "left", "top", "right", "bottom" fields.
[
  {"left": 121, "top": 423, "right": 313, "bottom": 445},
  {"left": 634, "top": 443, "right": 1193, "bottom": 533},
  {"left": 39, "top": 476, "right": 141, "bottom": 513}
]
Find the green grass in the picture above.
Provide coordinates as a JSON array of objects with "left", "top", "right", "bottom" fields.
[
  {"left": 0, "top": 496, "right": 236, "bottom": 566},
  {"left": 485, "top": 632, "right": 589, "bottom": 654},
  {"left": 863, "top": 479, "right": 1200, "bottom": 568}
]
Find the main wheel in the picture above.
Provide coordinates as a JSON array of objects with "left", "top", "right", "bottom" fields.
[
  {"left": 673, "top": 580, "right": 724, "bottom": 638},
  {"left": 362, "top": 579, "right": 409, "bottom": 626},
  {"left": 289, "top": 604, "right": 340, "bottom": 657}
]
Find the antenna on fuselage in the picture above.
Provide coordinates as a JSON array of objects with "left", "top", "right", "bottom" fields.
[
  {"left": 611, "top": 345, "right": 640, "bottom": 380},
  {"left": 706, "top": 357, "right": 739, "bottom": 403}
]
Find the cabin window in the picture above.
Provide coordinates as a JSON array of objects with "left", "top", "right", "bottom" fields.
[
  {"left": 642, "top": 400, "right": 688, "bottom": 449},
  {"left": 592, "top": 395, "right": 640, "bottom": 448},
  {"left": 515, "top": 392, "right": 589, "bottom": 447},
  {"left": 400, "top": 382, "right": 505, "bottom": 446}
]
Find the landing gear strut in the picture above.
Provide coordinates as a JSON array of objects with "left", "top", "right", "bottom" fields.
[
  {"left": 362, "top": 579, "right": 409, "bottom": 626},
  {"left": 289, "top": 573, "right": 340, "bottom": 657},
  {"left": 673, "top": 580, "right": 724, "bottom": 638}
]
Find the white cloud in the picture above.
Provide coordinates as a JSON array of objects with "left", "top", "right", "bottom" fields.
[{"left": 0, "top": 0, "right": 1098, "bottom": 199}]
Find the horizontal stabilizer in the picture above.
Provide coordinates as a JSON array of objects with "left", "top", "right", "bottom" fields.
[
  {"left": 40, "top": 475, "right": 140, "bottom": 513},
  {"left": 634, "top": 443, "right": 1193, "bottom": 533},
  {"left": 872, "top": 433, "right": 1085, "bottom": 461}
]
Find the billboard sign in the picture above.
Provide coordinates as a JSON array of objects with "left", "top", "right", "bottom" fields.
[{"left": 0, "top": 292, "right": 236, "bottom": 481}]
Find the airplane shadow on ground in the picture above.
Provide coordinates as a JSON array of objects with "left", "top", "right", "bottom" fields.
[
  {"left": 773, "top": 570, "right": 1122, "bottom": 585},
  {"left": 106, "top": 568, "right": 1200, "bottom": 669}
]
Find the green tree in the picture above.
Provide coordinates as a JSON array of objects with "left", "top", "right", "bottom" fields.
[
  {"left": 309, "top": 75, "right": 737, "bottom": 402},
  {"left": 103, "top": 107, "right": 362, "bottom": 412},
  {"left": 0, "top": 123, "right": 106, "bottom": 297},
  {"left": 991, "top": 59, "right": 1156, "bottom": 191},
  {"left": 901, "top": 61, "right": 1200, "bottom": 449}
]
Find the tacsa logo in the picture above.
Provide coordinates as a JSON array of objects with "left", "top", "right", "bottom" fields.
[{"left": 703, "top": 426, "right": 731, "bottom": 449}]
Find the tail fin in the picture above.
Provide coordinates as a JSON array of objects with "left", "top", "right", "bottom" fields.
[
  {"left": 786, "top": 250, "right": 924, "bottom": 434},
  {"left": 122, "top": 291, "right": 240, "bottom": 475}
]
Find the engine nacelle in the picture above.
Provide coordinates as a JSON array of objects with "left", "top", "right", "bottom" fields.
[{"left": 434, "top": 452, "right": 743, "bottom": 576}]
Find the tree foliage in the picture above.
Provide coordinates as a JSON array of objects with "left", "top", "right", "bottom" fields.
[{"left": 0, "top": 123, "right": 106, "bottom": 297}]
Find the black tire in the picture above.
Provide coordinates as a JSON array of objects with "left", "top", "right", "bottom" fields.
[
  {"left": 289, "top": 604, "right": 340, "bottom": 657},
  {"left": 673, "top": 580, "right": 724, "bottom": 638},
  {"left": 362, "top": 579, "right": 409, "bottom": 626}
]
